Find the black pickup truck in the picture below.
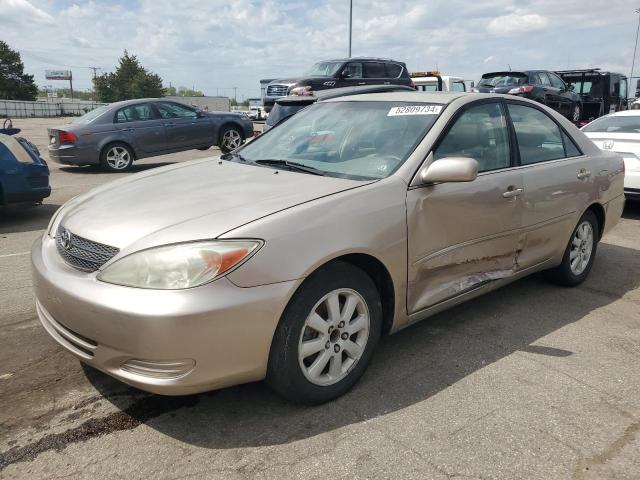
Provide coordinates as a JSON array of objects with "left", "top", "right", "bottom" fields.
[{"left": 555, "top": 69, "right": 629, "bottom": 123}]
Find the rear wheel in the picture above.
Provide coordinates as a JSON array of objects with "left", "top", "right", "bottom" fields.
[
  {"left": 100, "top": 143, "right": 134, "bottom": 172},
  {"left": 267, "top": 262, "right": 382, "bottom": 404},
  {"left": 546, "top": 210, "right": 598, "bottom": 286},
  {"left": 218, "top": 126, "right": 243, "bottom": 153}
]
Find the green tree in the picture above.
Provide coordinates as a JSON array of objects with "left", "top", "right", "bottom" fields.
[
  {"left": 94, "top": 51, "right": 163, "bottom": 102},
  {"left": 162, "top": 85, "right": 177, "bottom": 96},
  {"left": 0, "top": 41, "right": 38, "bottom": 100}
]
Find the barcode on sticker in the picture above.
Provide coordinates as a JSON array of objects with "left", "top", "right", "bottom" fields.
[{"left": 388, "top": 105, "right": 442, "bottom": 116}]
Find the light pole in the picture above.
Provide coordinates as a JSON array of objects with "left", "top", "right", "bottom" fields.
[
  {"left": 630, "top": 8, "right": 640, "bottom": 98},
  {"left": 348, "top": 0, "right": 353, "bottom": 57}
]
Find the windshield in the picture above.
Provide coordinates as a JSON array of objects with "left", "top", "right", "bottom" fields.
[
  {"left": 583, "top": 115, "right": 640, "bottom": 133},
  {"left": 72, "top": 105, "right": 110, "bottom": 124},
  {"left": 266, "top": 101, "right": 314, "bottom": 127},
  {"left": 478, "top": 74, "right": 527, "bottom": 87},
  {"left": 304, "top": 61, "right": 343, "bottom": 77},
  {"left": 238, "top": 101, "right": 442, "bottom": 180}
]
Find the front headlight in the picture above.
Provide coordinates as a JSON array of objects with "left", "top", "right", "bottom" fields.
[{"left": 97, "top": 240, "right": 262, "bottom": 289}]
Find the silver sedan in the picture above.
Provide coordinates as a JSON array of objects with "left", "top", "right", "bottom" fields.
[{"left": 32, "top": 92, "right": 625, "bottom": 404}]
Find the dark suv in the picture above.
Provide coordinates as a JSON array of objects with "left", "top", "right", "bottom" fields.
[
  {"left": 475, "top": 70, "right": 582, "bottom": 122},
  {"left": 263, "top": 57, "right": 413, "bottom": 112},
  {"left": 555, "top": 69, "right": 628, "bottom": 123}
]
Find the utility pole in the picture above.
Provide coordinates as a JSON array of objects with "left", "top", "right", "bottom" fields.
[
  {"left": 88, "top": 66, "right": 101, "bottom": 101},
  {"left": 233, "top": 87, "right": 238, "bottom": 103},
  {"left": 630, "top": 8, "right": 640, "bottom": 99},
  {"left": 348, "top": 0, "right": 353, "bottom": 57}
]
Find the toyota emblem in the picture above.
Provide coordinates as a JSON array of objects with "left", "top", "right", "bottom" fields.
[
  {"left": 60, "top": 229, "right": 72, "bottom": 250},
  {"left": 602, "top": 140, "right": 614, "bottom": 150}
]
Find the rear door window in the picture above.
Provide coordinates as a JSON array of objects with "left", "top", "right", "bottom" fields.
[
  {"left": 548, "top": 73, "right": 566, "bottom": 90},
  {"left": 364, "top": 62, "right": 387, "bottom": 79},
  {"left": 115, "top": 103, "right": 154, "bottom": 123},
  {"left": 434, "top": 102, "right": 511, "bottom": 173},
  {"left": 508, "top": 104, "right": 567, "bottom": 164},
  {"left": 537, "top": 72, "right": 552, "bottom": 86},
  {"left": 386, "top": 63, "right": 402, "bottom": 78}
]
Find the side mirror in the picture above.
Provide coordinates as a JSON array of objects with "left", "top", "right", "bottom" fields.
[
  {"left": 196, "top": 110, "right": 206, "bottom": 118},
  {"left": 567, "top": 84, "right": 575, "bottom": 92},
  {"left": 341, "top": 71, "right": 352, "bottom": 79},
  {"left": 420, "top": 157, "right": 478, "bottom": 184}
]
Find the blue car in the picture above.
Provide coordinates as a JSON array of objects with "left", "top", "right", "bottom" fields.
[{"left": 0, "top": 126, "right": 51, "bottom": 206}]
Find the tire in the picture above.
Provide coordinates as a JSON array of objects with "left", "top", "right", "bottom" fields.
[
  {"left": 267, "top": 262, "right": 382, "bottom": 404},
  {"left": 100, "top": 143, "right": 134, "bottom": 172},
  {"left": 546, "top": 210, "right": 599, "bottom": 286},
  {"left": 571, "top": 103, "right": 581, "bottom": 122},
  {"left": 218, "top": 126, "right": 244, "bottom": 153}
]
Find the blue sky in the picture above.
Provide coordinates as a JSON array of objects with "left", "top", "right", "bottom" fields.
[{"left": 1, "top": 0, "right": 638, "bottom": 99}]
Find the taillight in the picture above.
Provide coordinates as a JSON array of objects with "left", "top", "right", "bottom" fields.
[
  {"left": 58, "top": 131, "right": 78, "bottom": 144},
  {"left": 508, "top": 85, "right": 534, "bottom": 94}
]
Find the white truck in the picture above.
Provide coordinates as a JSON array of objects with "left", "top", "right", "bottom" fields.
[{"left": 411, "top": 71, "right": 467, "bottom": 92}]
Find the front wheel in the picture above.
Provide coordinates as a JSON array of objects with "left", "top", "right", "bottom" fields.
[
  {"left": 267, "top": 262, "right": 382, "bottom": 404},
  {"left": 218, "top": 126, "right": 244, "bottom": 153},
  {"left": 546, "top": 210, "right": 598, "bottom": 286}
]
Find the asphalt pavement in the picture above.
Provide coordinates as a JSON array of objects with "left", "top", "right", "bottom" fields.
[{"left": 0, "top": 118, "right": 639, "bottom": 480}]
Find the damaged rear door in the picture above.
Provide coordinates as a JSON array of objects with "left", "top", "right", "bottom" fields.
[{"left": 406, "top": 100, "right": 524, "bottom": 313}]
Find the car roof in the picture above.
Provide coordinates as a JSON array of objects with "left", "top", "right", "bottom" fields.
[
  {"left": 602, "top": 110, "right": 640, "bottom": 117},
  {"left": 275, "top": 85, "right": 416, "bottom": 105},
  {"left": 319, "top": 57, "right": 404, "bottom": 63},
  {"left": 322, "top": 91, "right": 468, "bottom": 104}
]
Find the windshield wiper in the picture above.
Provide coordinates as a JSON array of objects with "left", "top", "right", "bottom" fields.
[
  {"left": 254, "top": 159, "right": 325, "bottom": 176},
  {"left": 220, "top": 151, "right": 248, "bottom": 162}
]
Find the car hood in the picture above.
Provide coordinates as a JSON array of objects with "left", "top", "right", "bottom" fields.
[{"left": 59, "top": 158, "right": 372, "bottom": 253}]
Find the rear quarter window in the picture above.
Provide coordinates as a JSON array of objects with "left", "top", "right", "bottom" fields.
[{"left": 386, "top": 64, "right": 402, "bottom": 78}]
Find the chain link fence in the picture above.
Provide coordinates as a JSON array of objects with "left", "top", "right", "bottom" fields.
[{"left": 0, "top": 100, "right": 106, "bottom": 118}]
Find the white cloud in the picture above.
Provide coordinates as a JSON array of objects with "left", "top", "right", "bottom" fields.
[
  {"left": 487, "top": 12, "right": 550, "bottom": 35},
  {"left": 0, "top": 0, "right": 53, "bottom": 23},
  {"left": 1, "top": 0, "right": 637, "bottom": 97}
]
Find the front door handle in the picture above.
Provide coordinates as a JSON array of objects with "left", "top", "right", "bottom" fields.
[
  {"left": 577, "top": 169, "right": 591, "bottom": 180},
  {"left": 502, "top": 187, "right": 524, "bottom": 198},
  {"left": 358, "top": 82, "right": 366, "bottom": 85}
]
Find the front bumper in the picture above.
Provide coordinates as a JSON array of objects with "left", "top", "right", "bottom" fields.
[
  {"left": 31, "top": 235, "right": 296, "bottom": 395},
  {"left": 625, "top": 170, "right": 640, "bottom": 199}
]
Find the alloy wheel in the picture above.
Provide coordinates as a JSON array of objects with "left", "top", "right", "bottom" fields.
[
  {"left": 569, "top": 221, "right": 594, "bottom": 275},
  {"left": 105, "top": 146, "right": 131, "bottom": 170},
  {"left": 222, "top": 129, "right": 242, "bottom": 150},
  {"left": 298, "top": 288, "right": 370, "bottom": 386}
]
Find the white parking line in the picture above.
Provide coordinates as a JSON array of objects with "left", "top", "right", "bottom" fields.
[{"left": 0, "top": 251, "right": 30, "bottom": 259}]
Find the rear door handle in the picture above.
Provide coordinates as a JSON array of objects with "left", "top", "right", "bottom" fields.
[
  {"left": 358, "top": 82, "right": 366, "bottom": 85},
  {"left": 577, "top": 169, "right": 591, "bottom": 180},
  {"left": 502, "top": 187, "right": 524, "bottom": 198}
]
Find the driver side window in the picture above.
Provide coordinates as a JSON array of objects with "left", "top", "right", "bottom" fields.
[
  {"left": 342, "top": 63, "right": 363, "bottom": 79},
  {"left": 156, "top": 102, "right": 197, "bottom": 119},
  {"left": 434, "top": 102, "right": 511, "bottom": 173}
]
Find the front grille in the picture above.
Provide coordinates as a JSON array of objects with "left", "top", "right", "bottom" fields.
[
  {"left": 266, "top": 84, "right": 290, "bottom": 97},
  {"left": 56, "top": 226, "right": 119, "bottom": 272}
]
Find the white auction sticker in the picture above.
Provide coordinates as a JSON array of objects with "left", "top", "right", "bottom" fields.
[{"left": 387, "top": 105, "right": 443, "bottom": 116}]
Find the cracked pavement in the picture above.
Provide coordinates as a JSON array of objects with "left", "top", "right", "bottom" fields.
[{"left": 1, "top": 118, "right": 639, "bottom": 479}]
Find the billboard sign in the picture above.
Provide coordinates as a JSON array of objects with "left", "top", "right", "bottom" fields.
[{"left": 45, "top": 70, "right": 72, "bottom": 80}]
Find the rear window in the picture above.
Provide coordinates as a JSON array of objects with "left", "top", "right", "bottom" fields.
[
  {"left": 364, "top": 62, "right": 387, "bottom": 78},
  {"left": 266, "top": 102, "right": 314, "bottom": 127},
  {"left": 478, "top": 74, "right": 528, "bottom": 87},
  {"left": 582, "top": 115, "right": 640, "bottom": 133},
  {"left": 386, "top": 64, "right": 402, "bottom": 78}
]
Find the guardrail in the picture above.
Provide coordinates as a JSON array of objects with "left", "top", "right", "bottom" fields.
[{"left": 0, "top": 100, "right": 106, "bottom": 118}]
